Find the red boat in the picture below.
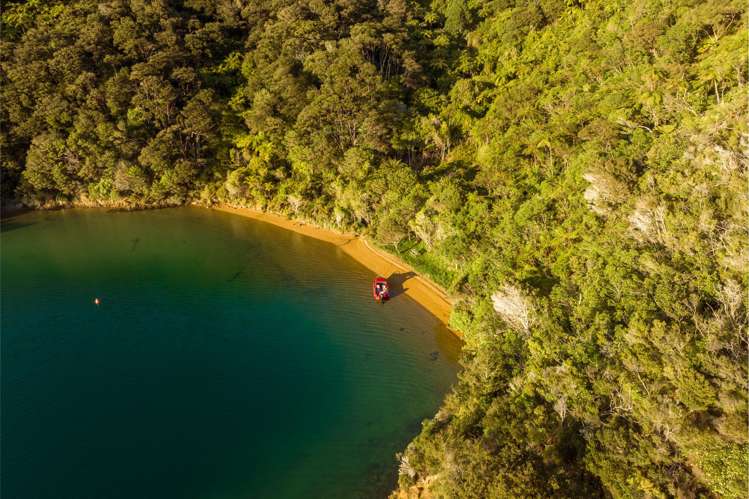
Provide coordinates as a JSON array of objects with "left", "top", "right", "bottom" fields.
[{"left": 372, "top": 277, "right": 389, "bottom": 302}]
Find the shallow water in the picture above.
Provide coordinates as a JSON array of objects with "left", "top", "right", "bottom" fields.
[{"left": 1, "top": 207, "right": 460, "bottom": 499}]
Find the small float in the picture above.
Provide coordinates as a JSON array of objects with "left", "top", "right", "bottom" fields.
[{"left": 372, "top": 277, "right": 389, "bottom": 302}]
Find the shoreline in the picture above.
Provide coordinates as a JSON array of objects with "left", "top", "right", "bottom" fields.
[
  {"left": 1, "top": 202, "right": 460, "bottom": 336},
  {"left": 212, "top": 205, "right": 459, "bottom": 335}
]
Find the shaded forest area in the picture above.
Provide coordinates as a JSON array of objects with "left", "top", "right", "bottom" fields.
[{"left": 2, "top": 1, "right": 746, "bottom": 497}]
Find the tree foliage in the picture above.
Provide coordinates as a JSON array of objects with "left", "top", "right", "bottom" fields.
[{"left": 2, "top": 0, "right": 746, "bottom": 497}]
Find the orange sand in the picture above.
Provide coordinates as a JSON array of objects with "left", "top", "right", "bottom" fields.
[{"left": 212, "top": 205, "right": 458, "bottom": 334}]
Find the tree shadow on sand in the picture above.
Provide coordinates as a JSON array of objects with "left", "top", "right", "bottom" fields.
[{"left": 387, "top": 271, "right": 416, "bottom": 299}]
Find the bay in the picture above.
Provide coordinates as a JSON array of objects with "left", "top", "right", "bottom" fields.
[{"left": 1, "top": 207, "right": 460, "bottom": 499}]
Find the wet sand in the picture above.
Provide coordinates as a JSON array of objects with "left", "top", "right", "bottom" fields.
[{"left": 212, "top": 205, "right": 458, "bottom": 335}]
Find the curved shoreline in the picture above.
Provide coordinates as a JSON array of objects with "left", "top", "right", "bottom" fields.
[
  {"left": 2, "top": 202, "right": 460, "bottom": 336},
  {"left": 212, "top": 205, "right": 459, "bottom": 336}
]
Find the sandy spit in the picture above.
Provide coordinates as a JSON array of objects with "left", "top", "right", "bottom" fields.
[{"left": 212, "top": 205, "right": 459, "bottom": 336}]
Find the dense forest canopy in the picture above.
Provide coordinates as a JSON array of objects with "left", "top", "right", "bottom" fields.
[{"left": 2, "top": 0, "right": 747, "bottom": 497}]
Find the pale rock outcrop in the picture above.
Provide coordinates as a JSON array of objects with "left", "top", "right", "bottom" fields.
[
  {"left": 491, "top": 284, "right": 534, "bottom": 334},
  {"left": 583, "top": 171, "right": 627, "bottom": 215},
  {"left": 628, "top": 198, "right": 667, "bottom": 243}
]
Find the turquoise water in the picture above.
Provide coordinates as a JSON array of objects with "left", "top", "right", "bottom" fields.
[{"left": 1, "top": 208, "right": 460, "bottom": 499}]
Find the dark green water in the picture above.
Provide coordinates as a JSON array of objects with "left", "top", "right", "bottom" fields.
[{"left": 1, "top": 208, "right": 460, "bottom": 499}]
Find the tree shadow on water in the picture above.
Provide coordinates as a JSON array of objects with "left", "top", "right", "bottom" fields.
[
  {"left": 387, "top": 271, "right": 416, "bottom": 299},
  {"left": 0, "top": 219, "right": 34, "bottom": 233},
  {"left": 1, "top": 207, "right": 34, "bottom": 233}
]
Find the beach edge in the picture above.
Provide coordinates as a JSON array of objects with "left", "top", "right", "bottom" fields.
[{"left": 211, "top": 205, "right": 460, "bottom": 336}]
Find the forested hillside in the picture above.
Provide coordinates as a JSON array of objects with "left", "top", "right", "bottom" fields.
[{"left": 2, "top": 1, "right": 746, "bottom": 497}]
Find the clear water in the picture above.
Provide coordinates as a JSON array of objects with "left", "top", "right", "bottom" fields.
[{"left": 1, "top": 207, "right": 460, "bottom": 499}]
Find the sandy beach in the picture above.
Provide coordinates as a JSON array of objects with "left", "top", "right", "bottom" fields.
[{"left": 212, "top": 205, "right": 458, "bottom": 335}]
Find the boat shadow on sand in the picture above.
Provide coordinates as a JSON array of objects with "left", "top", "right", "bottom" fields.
[{"left": 386, "top": 271, "right": 416, "bottom": 299}]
